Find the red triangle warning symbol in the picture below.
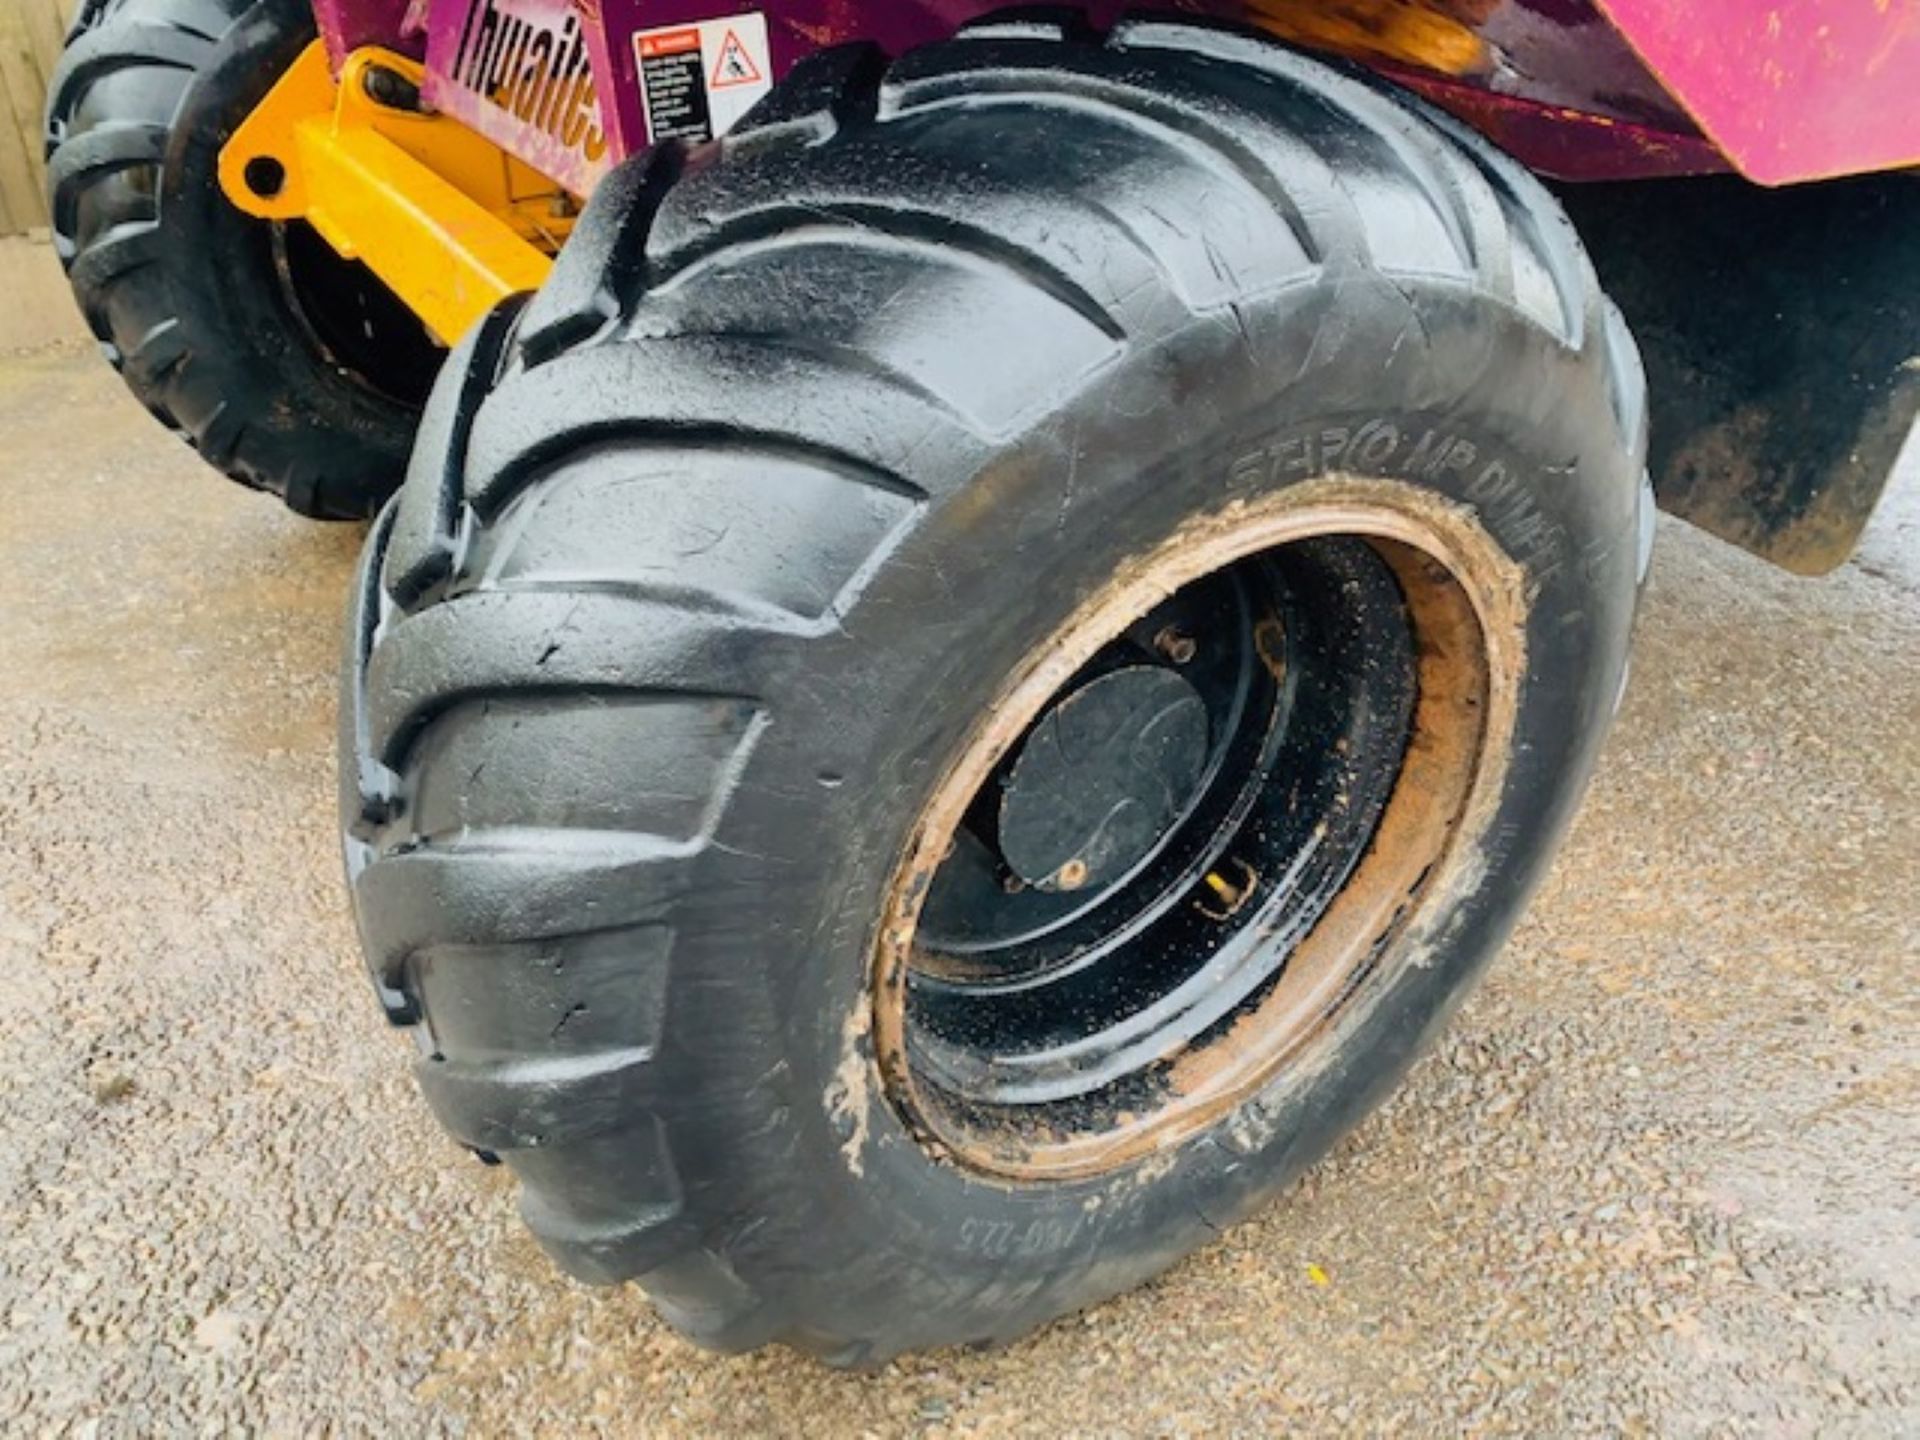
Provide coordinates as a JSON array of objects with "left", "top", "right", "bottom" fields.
[{"left": 710, "top": 28, "right": 763, "bottom": 89}]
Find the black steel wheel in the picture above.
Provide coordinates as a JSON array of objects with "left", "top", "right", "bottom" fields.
[
  {"left": 888, "top": 533, "right": 1466, "bottom": 1176},
  {"left": 345, "top": 14, "right": 1651, "bottom": 1362}
]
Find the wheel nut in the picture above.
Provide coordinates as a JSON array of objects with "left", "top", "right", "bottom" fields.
[
  {"left": 1056, "top": 858, "right": 1090, "bottom": 891},
  {"left": 1155, "top": 626, "right": 1197, "bottom": 665}
]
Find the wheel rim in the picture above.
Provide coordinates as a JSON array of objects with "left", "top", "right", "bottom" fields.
[{"left": 869, "top": 478, "right": 1527, "bottom": 1182}]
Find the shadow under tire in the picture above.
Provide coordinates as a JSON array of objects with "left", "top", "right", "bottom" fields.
[
  {"left": 344, "top": 14, "right": 1650, "bottom": 1362},
  {"left": 44, "top": 0, "right": 438, "bottom": 519}
]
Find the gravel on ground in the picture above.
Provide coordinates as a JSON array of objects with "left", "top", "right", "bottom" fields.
[{"left": 1, "top": 344, "right": 1915, "bottom": 1435}]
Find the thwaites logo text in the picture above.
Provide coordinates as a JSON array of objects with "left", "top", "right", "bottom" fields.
[{"left": 451, "top": 0, "right": 606, "bottom": 163}]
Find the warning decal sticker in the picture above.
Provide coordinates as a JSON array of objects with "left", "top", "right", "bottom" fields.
[
  {"left": 634, "top": 13, "right": 773, "bottom": 144},
  {"left": 710, "top": 28, "right": 764, "bottom": 89}
]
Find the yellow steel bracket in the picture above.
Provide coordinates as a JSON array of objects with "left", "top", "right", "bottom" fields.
[{"left": 219, "top": 43, "right": 568, "bottom": 345}]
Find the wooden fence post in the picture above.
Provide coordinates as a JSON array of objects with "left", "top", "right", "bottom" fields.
[{"left": 0, "top": 0, "right": 75, "bottom": 239}]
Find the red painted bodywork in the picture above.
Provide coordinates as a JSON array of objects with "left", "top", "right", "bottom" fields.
[
  {"left": 312, "top": 0, "right": 414, "bottom": 56},
  {"left": 1595, "top": 0, "right": 1920, "bottom": 184},
  {"left": 313, "top": 0, "right": 1920, "bottom": 193}
]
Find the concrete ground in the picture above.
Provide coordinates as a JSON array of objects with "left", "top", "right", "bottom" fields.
[
  {"left": 1, "top": 330, "right": 1915, "bottom": 1436},
  {"left": 0, "top": 238, "right": 81, "bottom": 356}
]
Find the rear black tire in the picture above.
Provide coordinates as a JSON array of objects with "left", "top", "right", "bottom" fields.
[
  {"left": 45, "top": 0, "right": 440, "bottom": 519},
  {"left": 344, "top": 15, "right": 1651, "bottom": 1361}
]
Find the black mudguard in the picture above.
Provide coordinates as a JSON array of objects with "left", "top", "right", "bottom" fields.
[{"left": 1562, "top": 173, "right": 1919, "bottom": 576}]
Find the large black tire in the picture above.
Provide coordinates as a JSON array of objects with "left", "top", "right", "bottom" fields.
[
  {"left": 45, "top": 0, "right": 440, "bottom": 519},
  {"left": 345, "top": 15, "right": 1651, "bottom": 1362}
]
